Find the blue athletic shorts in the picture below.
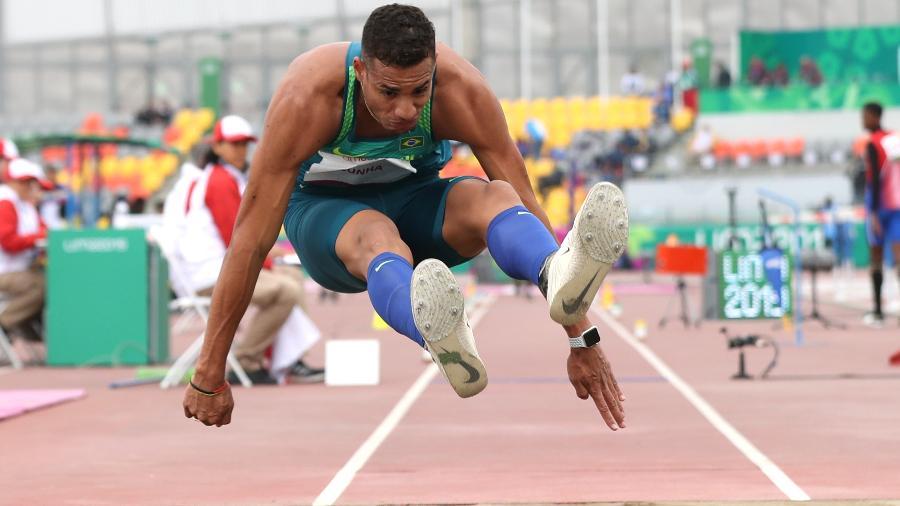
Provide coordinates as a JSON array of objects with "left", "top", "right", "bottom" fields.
[
  {"left": 283, "top": 175, "right": 483, "bottom": 293},
  {"left": 866, "top": 208, "right": 900, "bottom": 247}
]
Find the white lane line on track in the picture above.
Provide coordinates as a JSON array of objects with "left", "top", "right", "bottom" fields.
[
  {"left": 592, "top": 307, "right": 811, "bottom": 502},
  {"left": 313, "top": 294, "right": 497, "bottom": 506}
]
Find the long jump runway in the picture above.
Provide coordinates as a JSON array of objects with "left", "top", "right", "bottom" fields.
[{"left": 1, "top": 274, "right": 899, "bottom": 505}]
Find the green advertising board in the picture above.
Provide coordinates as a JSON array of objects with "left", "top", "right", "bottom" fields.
[
  {"left": 700, "top": 82, "right": 900, "bottom": 113},
  {"left": 717, "top": 251, "right": 792, "bottom": 320},
  {"left": 199, "top": 57, "right": 223, "bottom": 119},
  {"left": 740, "top": 26, "right": 900, "bottom": 84},
  {"left": 47, "top": 229, "right": 169, "bottom": 366},
  {"left": 628, "top": 222, "right": 869, "bottom": 267},
  {"left": 691, "top": 38, "right": 713, "bottom": 89},
  {"left": 702, "top": 25, "right": 900, "bottom": 113}
]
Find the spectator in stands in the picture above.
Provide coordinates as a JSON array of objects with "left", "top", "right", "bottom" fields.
[
  {"left": 158, "top": 100, "right": 174, "bottom": 125},
  {"left": 800, "top": 56, "right": 823, "bottom": 87},
  {"left": 0, "top": 159, "right": 53, "bottom": 343},
  {"left": 679, "top": 59, "right": 699, "bottom": 116},
  {"left": 178, "top": 115, "right": 323, "bottom": 383},
  {"left": 688, "top": 124, "right": 715, "bottom": 165},
  {"left": 653, "top": 81, "right": 674, "bottom": 124},
  {"left": 771, "top": 63, "right": 790, "bottom": 87},
  {"left": 525, "top": 117, "right": 547, "bottom": 159},
  {"left": 537, "top": 164, "right": 565, "bottom": 201},
  {"left": 0, "top": 139, "right": 18, "bottom": 172},
  {"left": 135, "top": 99, "right": 174, "bottom": 126},
  {"left": 715, "top": 62, "right": 732, "bottom": 89},
  {"left": 620, "top": 64, "right": 646, "bottom": 96},
  {"left": 748, "top": 56, "right": 768, "bottom": 86},
  {"left": 39, "top": 165, "right": 66, "bottom": 230}
]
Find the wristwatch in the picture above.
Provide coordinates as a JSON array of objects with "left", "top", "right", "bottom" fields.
[{"left": 569, "top": 326, "right": 601, "bottom": 348}]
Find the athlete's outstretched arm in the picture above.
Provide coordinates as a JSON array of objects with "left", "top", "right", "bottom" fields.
[
  {"left": 433, "top": 45, "right": 625, "bottom": 430},
  {"left": 184, "top": 46, "right": 344, "bottom": 427}
]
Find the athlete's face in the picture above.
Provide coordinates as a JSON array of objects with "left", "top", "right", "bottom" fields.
[
  {"left": 354, "top": 55, "right": 435, "bottom": 134},
  {"left": 213, "top": 140, "right": 250, "bottom": 171},
  {"left": 863, "top": 109, "right": 880, "bottom": 132}
]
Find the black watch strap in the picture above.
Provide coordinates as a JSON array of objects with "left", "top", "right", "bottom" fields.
[{"left": 569, "top": 326, "right": 601, "bottom": 348}]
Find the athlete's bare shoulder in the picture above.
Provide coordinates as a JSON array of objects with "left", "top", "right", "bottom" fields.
[
  {"left": 259, "top": 43, "right": 352, "bottom": 169},
  {"left": 432, "top": 42, "right": 505, "bottom": 146},
  {"left": 433, "top": 42, "right": 490, "bottom": 103},
  {"left": 278, "top": 42, "right": 350, "bottom": 102}
]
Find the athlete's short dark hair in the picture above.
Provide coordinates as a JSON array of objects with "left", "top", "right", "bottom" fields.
[
  {"left": 864, "top": 101, "right": 883, "bottom": 118},
  {"left": 361, "top": 4, "right": 436, "bottom": 68}
]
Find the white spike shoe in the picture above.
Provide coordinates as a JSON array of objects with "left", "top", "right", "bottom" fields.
[
  {"left": 411, "top": 259, "right": 488, "bottom": 398},
  {"left": 541, "top": 182, "right": 629, "bottom": 325}
]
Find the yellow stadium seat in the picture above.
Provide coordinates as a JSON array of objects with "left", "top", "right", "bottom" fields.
[
  {"left": 119, "top": 156, "right": 139, "bottom": 177},
  {"left": 196, "top": 108, "right": 215, "bottom": 130},
  {"left": 671, "top": 107, "right": 694, "bottom": 132},
  {"left": 56, "top": 171, "right": 71, "bottom": 187},
  {"left": 531, "top": 158, "right": 554, "bottom": 177},
  {"left": 99, "top": 157, "right": 118, "bottom": 179},
  {"left": 160, "top": 153, "right": 179, "bottom": 176},
  {"left": 173, "top": 109, "right": 194, "bottom": 129}
]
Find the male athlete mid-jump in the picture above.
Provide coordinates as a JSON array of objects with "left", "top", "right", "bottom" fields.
[{"left": 184, "top": 4, "right": 628, "bottom": 430}]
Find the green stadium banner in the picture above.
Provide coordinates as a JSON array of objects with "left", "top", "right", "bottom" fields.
[
  {"left": 199, "top": 57, "right": 223, "bottom": 119},
  {"left": 691, "top": 38, "right": 713, "bottom": 89},
  {"left": 717, "top": 251, "right": 793, "bottom": 320},
  {"left": 700, "top": 82, "right": 900, "bottom": 113},
  {"left": 740, "top": 26, "right": 900, "bottom": 84},
  {"left": 627, "top": 222, "right": 870, "bottom": 267},
  {"left": 701, "top": 25, "right": 900, "bottom": 113},
  {"left": 46, "top": 229, "right": 169, "bottom": 366}
]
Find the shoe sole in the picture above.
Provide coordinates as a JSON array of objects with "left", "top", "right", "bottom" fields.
[
  {"left": 291, "top": 373, "right": 325, "bottom": 384},
  {"left": 548, "top": 182, "right": 629, "bottom": 325},
  {"left": 411, "top": 259, "right": 487, "bottom": 398}
]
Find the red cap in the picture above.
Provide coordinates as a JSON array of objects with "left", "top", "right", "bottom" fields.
[
  {"left": 0, "top": 138, "right": 19, "bottom": 161},
  {"left": 212, "top": 115, "right": 257, "bottom": 143},
  {"left": 6, "top": 158, "right": 54, "bottom": 190}
]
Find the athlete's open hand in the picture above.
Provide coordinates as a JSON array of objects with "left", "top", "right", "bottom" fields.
[
  {"left": 567, "top": 346, "right": 625, "bottom": 430},
  {"left": 183, "top": 381, "right": 234, "bottom": 427}
]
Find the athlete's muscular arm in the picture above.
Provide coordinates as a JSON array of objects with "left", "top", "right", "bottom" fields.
[
  {"left": 433, "top": 45, "right": 626, "bottom": 429},
  {"left": 184, "top": 44, "right": 345, "bottom": 427},
  {"left": 431, "top": 44, "right": 553, "bottom": 233}
]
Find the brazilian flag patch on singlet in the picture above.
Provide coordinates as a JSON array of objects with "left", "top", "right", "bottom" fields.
[{"left": 400, "top": 136, "right": 425, "bottom": 151}]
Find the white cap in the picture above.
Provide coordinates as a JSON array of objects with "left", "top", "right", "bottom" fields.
[
  {"left": 0, "top": 138, "right": 19, "bottom": 160},
  {"left": 212, "top": 115, "right": 257, "bottom": 143},
  {"left": 6, "top": 158, "right": 53, "bottom": 189}
]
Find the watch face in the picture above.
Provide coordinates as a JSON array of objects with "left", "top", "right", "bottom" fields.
[{"left": 584, "top": 327, "right": 601, "bottom": 347}]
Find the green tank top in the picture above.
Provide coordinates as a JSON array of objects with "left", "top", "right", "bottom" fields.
[{"left": 295, "top": 42, "right": 450, "bottom": 189}]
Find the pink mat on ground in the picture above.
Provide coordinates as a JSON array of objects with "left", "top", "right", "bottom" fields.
[{"left": 0, "top": 389, "right": 86, "bottom": 421}]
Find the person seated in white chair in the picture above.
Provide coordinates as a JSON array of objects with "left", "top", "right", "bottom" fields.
[
  {"left": 178, "top": 115, "right": 323, "bottom": 384},
  {"left": 0, "top": 157, "right": 53, "bottom": 343}
]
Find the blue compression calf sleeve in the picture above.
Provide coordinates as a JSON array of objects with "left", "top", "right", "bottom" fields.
[
  {"left": 367, "top": 252, "right": 425, "bottom": 347},
  {"left": 486, "top": 206, "right": 559, "bottom": 285}
]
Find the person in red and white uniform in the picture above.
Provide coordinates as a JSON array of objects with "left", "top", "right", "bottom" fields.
[
  {"left": 0, "top": 158, "right": 53, "bottom": 342},
  {"left": 179, "top": 115, "right": 322, "bottom": 384},
  {"left": 0, "top": 138, "right": 19, "bottom": 175}
]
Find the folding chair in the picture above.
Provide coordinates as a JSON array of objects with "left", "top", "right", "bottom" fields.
[
  {"left": 0, "top": 298, "right": 24, "bottom": 369},
  {"left": 148, "top": 225, "right": 252, "bottom": 389}
]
